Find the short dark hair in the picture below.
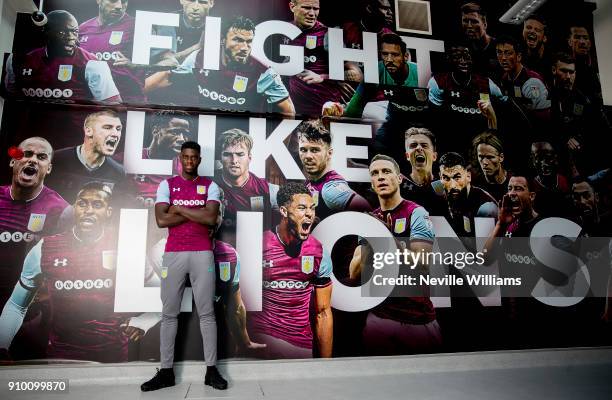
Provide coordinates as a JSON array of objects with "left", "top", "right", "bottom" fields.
[
  {"left": 151, "top": 110, "right": 190, "bottom": 131},
  {"left": 496, "top": 35, "right": 523, "bottom": 55},
  {"left": 472, "top": 131, "right": 503, "bottom": 155},
  {"left": 296, "top": 119, "right": 332, "bottom": 146},
  {"left": 525, "top": 13, "right": 547, "bottom": 28},
  {"left": 181, "top": 141, "right": 201, "bottom": 153},
  {"left": 76, "top": 181, "right": 113, "bottom": 202},
  {"left": 508, "top": 173, "right": 533, "bottom": 192},
  {"left": 405, "top": 127, "right": 436, "bottom": 150},
  {"left": 379, "top": 33, "right": 407, "bottom": 55},
  {"left": 460, "top": 2, "right": 487, "bottom": 20},
  {"left": 552, "top": 52, "right": 576, "bottom": 66},
  {"left": 370, "top": 154, "right": 401, "bottom": 175},
  {"left": 222, "top": 16, "right": 255, "bottom": 38},
  {"left": 46, "top": 10, "right": 76, "bottom": 31},
  {"left": 439, "top": 152, "right": 467, "bottom": 169},
  {"left": 277, "top": 182, "right": 311, "bottom": 207}
]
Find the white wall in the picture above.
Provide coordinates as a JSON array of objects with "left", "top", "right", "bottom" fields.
[{"left": 591, "top": 0, "right": 612, "bottom": 105}]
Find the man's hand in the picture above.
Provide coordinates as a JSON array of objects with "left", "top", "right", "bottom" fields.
[
  {"left": 112, "top": 51, "right": 133, "bottom": 68},
  {"left": 322, "top": 101, "right": 344, "bottom": 117},
  {"left": 121, "top": 322, "right": 145, "bottom": 342},
  {"left": 498, "top": 194, "right": 514, "bottom": 226},
  {"left": 567, "top": 137, "right": 582, "bottom": 151},
  {"left": 168, "top": 205, "right": 181, "bottom": 215},
  {"left": 297, "top": 70, "right": 324, "bottom": 84}
]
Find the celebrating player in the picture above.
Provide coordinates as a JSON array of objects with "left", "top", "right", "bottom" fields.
[
  {"left": 250, "top": 182, "right": 333, "bottom": 359},
  {"left": 472, "top": 131, "right": 510, "bottom": 202},
  {"left": 521, "top": 15, "right": 550, "bottom": 78},
  {"left": 141, "top": 141, "right": 226, "bottom": 391},
  {"left": 47, "top": 110, "right": 126, "bottom": 203},
  {"left": 351, "top": 154, "right": 441, "bottom": 355},
  {"left": 0, "top": 138, "right": 69, "bottom": 311},
  {"left": 5, "top": 10, "right": 121, "bottom": 103},
  {"left": 438, "top": 152, "right": 498, "bottom": 237},
  {"left": 297, "top": 120, "right": 371, "bottom": 221},
  {"left": 0, "top": 182, "right": 154, "bottom": 362}
]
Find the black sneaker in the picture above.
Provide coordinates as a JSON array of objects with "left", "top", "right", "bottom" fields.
[
  {"left": 204, "top": 366, "right": 228, "bottom": 390},
  {"left": 141, "top": 368, "right": 175, "bottom": 392}
]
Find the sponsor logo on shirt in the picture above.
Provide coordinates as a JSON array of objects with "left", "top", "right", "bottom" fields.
[
  {"left": 304, "top": 55, "right": 317, "bottom": 63},
  {"left": 198, "top": 86, "right": 246, "bottom": 105},
  {"left": 504, "top": 253, "right": 536, "bottom": 265},
  {"left": 22, "top": 88, "right": 73, "bottom": 98},
  {"left": 263, "top": 280, "right": 309, "bottom": 289},
  {"left": 0, "top": 231, "right": 35, "bottom": 243},
  {"left": 27, "top": 213, "right": 46, "bottom": 233},
  {"left": 95, "top": 51, "right": 121, "bottom": 61},
  {"left": 172, "top": 199, "right": 207, "bottom": 206},
  {"left": 53, "top": 258, "right": 68, "bottom": 267},
  {"left": 54, "top": 278, "right": 113, "bottom": 291}
]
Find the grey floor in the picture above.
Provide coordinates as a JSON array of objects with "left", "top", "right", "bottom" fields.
[{"left": 1, "top": 349, "right": 612, "bottom": 399}]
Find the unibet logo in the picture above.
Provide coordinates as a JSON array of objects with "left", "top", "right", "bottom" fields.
[
  {"left": 172, "top": 199, "right": 206, "bottom": 206},
  {"left": 197, "top": 86, "right": 246, "bottom": 105},
  {"left": 22, "top": 88, "right": 73, "bottom": 98},
  {"left": 53, "top": 279, "right": 114, "bottom": 291},
  {"left": 263, "top": 280, "right": 308, "bottom": 289},
  {"left": 304, "top": 56, "right": 317, "bottom": 63},
  {"left": 0, "top": 231, "right": 35, "bottom": 243},
  {"left": 95, "top": 51, "right": 121, "bottom": 61}
]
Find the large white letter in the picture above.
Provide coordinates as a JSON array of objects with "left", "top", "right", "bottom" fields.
[
  {"left": 328, "top": 28, "right": 378, "bottom": 83},
  {"left": 252, "top": 20, "right": 304, "bottom": 76},
  {"left": 197, "top": 115, "right": 216, "bottom": 177},
  {"left": 201, "top": 16, "right": 222, "bottom": 70},
  {"left": 133, "top": 11, "right": 179, "bottom": 65},
  {"left": 400, "top": 36, "right": 445, "bottom": 87},
  {"left": 329, "top": 122, "right": 372, "bottom": 183},
  {"left": 236, "top": 212, "right": 263, "bottom": 311},
  {"left": 249, "top": 118, "right": 304, "bottom": 180}
]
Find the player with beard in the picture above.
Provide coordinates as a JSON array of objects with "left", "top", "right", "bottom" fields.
[
  {"left": 0, "top": 138, "right": 69, "bottom": 311},
  {"left": 472, "top": 131, "right": 510, "bottom": 203},
  {"left": 46, "top": 110, "right": 126, "bottom": 204},
  {"left": 287, "top": 0, "right": 362, "bottom": 116},
  {"left": 155, "top": 16, "right": 295, "bottom": 114},
  {"left": 427, "top": 44, "right": 504, "bottom": 155},
  {"left": 496, "top": 36, "right": 551, "bottom": 123},
  {"left": 173, "top": 0, "right": 216, "bottom": 62},
  {"left": 572, "top": 179, "right": 612, "bottom": 237},
  {"left": 521, "top": 15, "right": 551, "bottom": 79},
  {"left": 250, "top": 183, "right": 333, "bottom": 359},
  {"left": 400, "top": 127, "right": 446, "bottom": 216},
  {"left": 141, "top": 141, "right": 226, "bottom": 391},
  {"left": 132, "top": 111, "right": 192, "bottom": 208},
  {"left": 438, "top": 152, "right": 498, "bottom": 237},
  {"left": 567, "top": 23, "right": 601, "bottom": 102},
  {"left": 342, "top": 0, "right": 394, "bottom": 50},
  {"left": 5, "top": 10, "right": 120, "bottom": 103},
  {"left": 215, "top": 128, "right": 279, "bottom": 243},
  {"left": 529, "top": 142, "right": 573, "bottom": 218},
  {"left": 350, "top": 154, "right": 441, "bottom": 355},
  {"left": 79, "top": 0, "right": 175, "bottom": 103},
  {"left": 297, "top": 120, "right": 370, "bottom": 222},
  {"left": 460, "top": 2, "right": 498, "bottom": 76},
  {"left": 0, "top": 182, "right": 156, "bottom": 362}
]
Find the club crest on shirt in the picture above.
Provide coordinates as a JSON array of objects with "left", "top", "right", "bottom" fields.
[
  {"left": 58, "top": 65, "right": 73, "bottom": 82},
  {"left": 197, "top": 185, "right": 207, "bottom": 195},
  {"left": 310, "top": 190, "right": 319, "bottom": 207},
  {"left": 250, "top": 196, "right": 264, "bottom": 211},
  {"left": 219, "top": 262, "right": 231, "bottom": 282},
  {"left": 394, "top": 217, "right": 406, "bottom": 234},
  {"left": 27, "top": 213, "right": 46, "bottom": 232},
  {"left": 414, "top": 88, "right": 428, "bottom": 102},
  {"left": 161, "top": 267, "right": 168, "bottom": 279},
  {"left": 302, "top": 256, "right": 314, "bottom": 274},
  {"left": 233, "top": 75, "right": 248, "bottom": 93},
  {"left": 305, "top": 35, "right": 318, "bottom": 50},
  {"left": 109, "top": 31, "right": 124, "bottom": 45},
  {"left": 102, "top": 250, "right": 116, "bottom": 271}
]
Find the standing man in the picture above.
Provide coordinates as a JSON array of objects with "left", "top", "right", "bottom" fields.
[
  {"left": 400, "top": 127, "right": 446, "bottom": 216},
  {"left": 5, "top": 10, "right": 121, "bottom": 103},
  {"left": 250, "top": 182, "right": 333, "bottom": 359},
  {"left": 287, "top": 0, "right": 362, "bottom": 116},
  {"left": 216, "top": 128, "right": 279, "bottom": 243},
  {"left": 438, "top": 152, "right": 498, "bottom": 237},
  {"left": 141, "top": 141, "right": 226, "bottom": 391},
  {"left": 0, "top": 183, "right": 152, "bottom": 362},
  {"left": 0, "top": 138, "right": 69, "bottom": 310},
  {"left": 47, "top": 110, "right": 126, "bottom": 203},
  {"left": 297, "top": 120, "right": 371, "bottom": 222},
  {"left": 460, "top": 2, "right": 497, "bottom": 75},
  {"left": 350, "top": 154, "right": 441, "bottom": 355},
  {"left": 472, "top": 131, "right": 510, "bottom": 202}
]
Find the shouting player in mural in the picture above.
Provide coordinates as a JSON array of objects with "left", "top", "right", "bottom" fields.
[
  {"left": 5, "top": 10, "right": 121, "bottom": 103},
  {"left": 142, "top": 141, "right": 226, "bottom": 391},
  {"left": 0, "top": 138, "right": 69, "bottom": 313},
  {"left": 250, "top": 182, "right": 333, "bottom": 359},
  {"left": 350, "top": 154, "right": 441, "bottom": 355},
  {"left": 297, "top": 120, "right": 371, "bottom": 222},
  {"left": 0, "top": 182, "right": 156, "bottom": 362},
  {"left": 47, "top": 110, "right": 127, "bottom": 204},
  {"left": 216, "top": 128, "right": 279, "bottom": 243}
]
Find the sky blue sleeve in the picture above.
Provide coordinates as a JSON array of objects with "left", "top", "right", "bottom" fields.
[
  {"left": 522, "top": 78, "right": 551, "bottom": 110},
  {"left": 232, "top": 253, "right": 241, "bottom": 286},
  {"left": 317, "top": 250, "right": 333, "bottom": 279},
  {"left": 21, "top": 240, "right": 43, "bottom": 290},
  {"left": 257, "top": 67, "right": 290, "bottom": 104},
  {"left": 155, "top": 180, "right": 170, "bottom": 204},
  {"left": 489, "top": 79, "right": 508, "bottom": 102},
  {"left": 427, "top": 77, "right": 444, "bottom": 106},
  {"left": 321, "top": 180, "right": 354, "bottom": 211},
  {"left": 207, "top": 181, "right": 221, "bottom": 203},
  {"left": 410, "top": 207, "right": 435, "bottom": 242}
]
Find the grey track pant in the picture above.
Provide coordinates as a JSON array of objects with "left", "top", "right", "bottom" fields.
[{"left": 160, "top": 251, "right": 217, "bottom": 368}]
